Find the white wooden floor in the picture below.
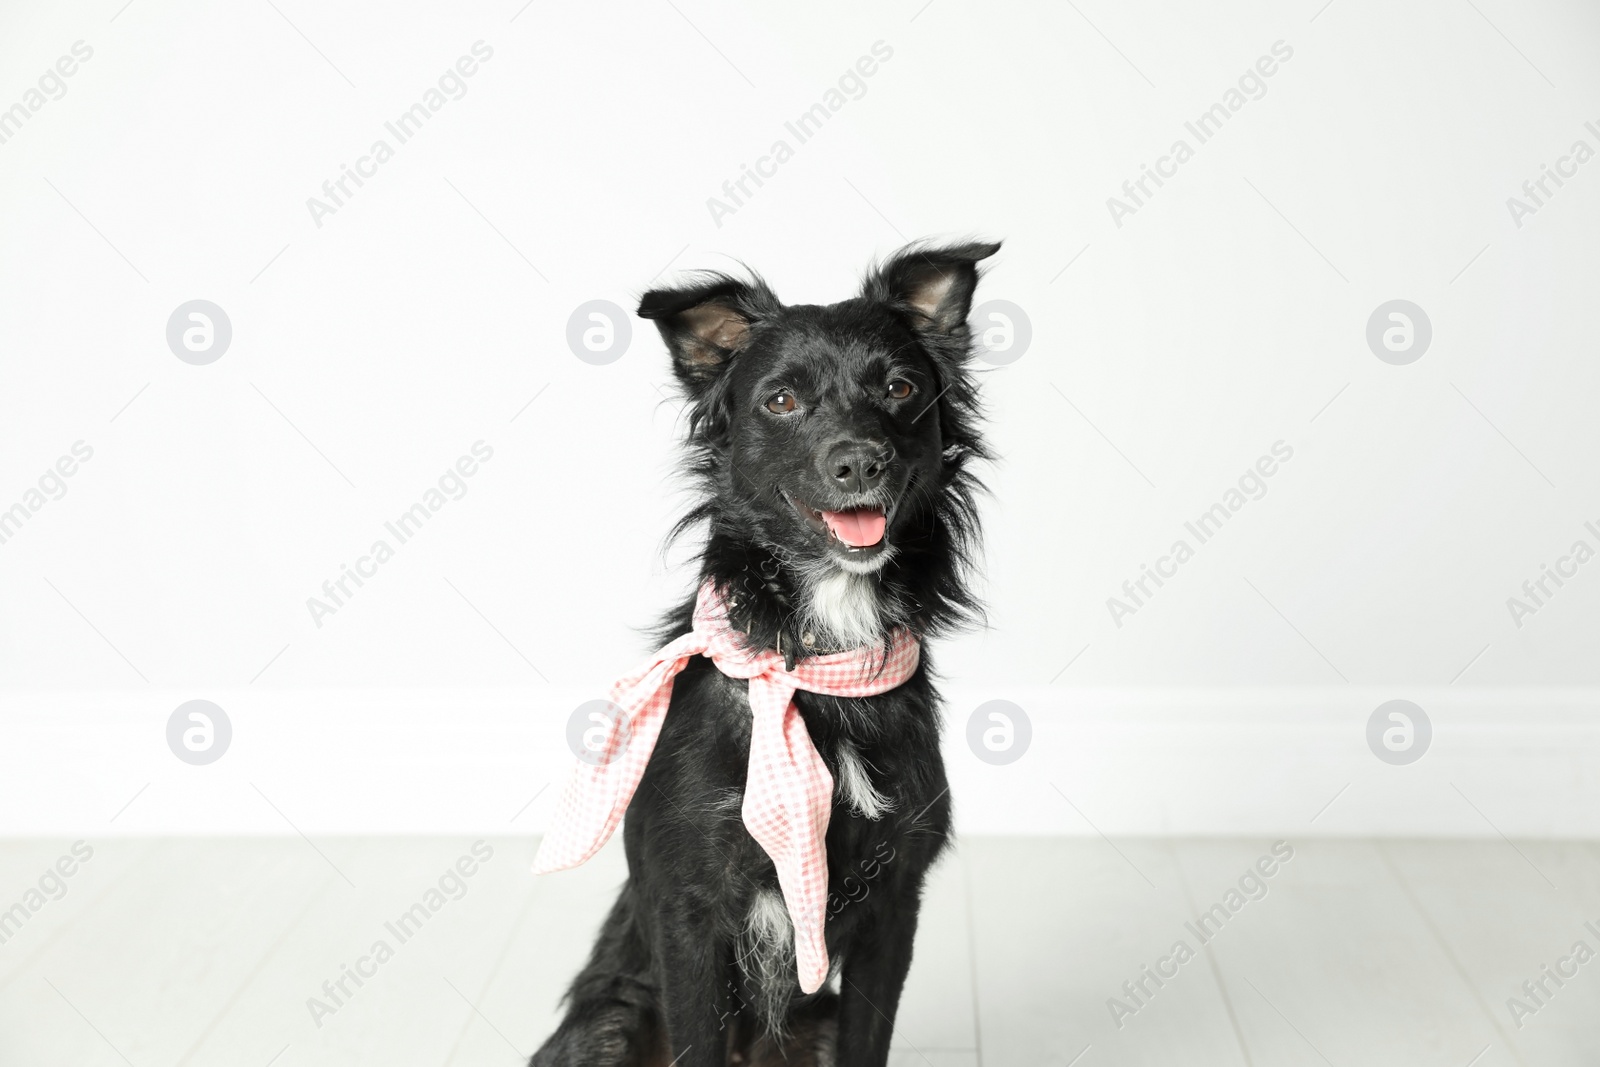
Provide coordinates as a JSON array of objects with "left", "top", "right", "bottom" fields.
[{"left": 2, "top": 837, "right": 1598, "bottom": 1066}]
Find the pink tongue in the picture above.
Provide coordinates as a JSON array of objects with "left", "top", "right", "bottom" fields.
[{"left": 820, "top": 508, "right": 886, "bottom": 548}]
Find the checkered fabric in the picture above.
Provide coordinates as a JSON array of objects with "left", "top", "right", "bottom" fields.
[{"left": 532, "top": 580, "right": 921, "bottom": 994}]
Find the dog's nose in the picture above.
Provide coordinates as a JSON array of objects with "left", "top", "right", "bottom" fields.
[{"left": 823, "top": 440, "right": 894, "bottom": 494}]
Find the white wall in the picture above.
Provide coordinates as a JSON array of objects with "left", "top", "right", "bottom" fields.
[{"left": 2, "top": 0, "right": 1598, "bottom": 836}]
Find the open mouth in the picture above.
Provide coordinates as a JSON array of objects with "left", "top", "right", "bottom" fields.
[{"left": 787, "top": 494, "right": 889, "bottom": 551}]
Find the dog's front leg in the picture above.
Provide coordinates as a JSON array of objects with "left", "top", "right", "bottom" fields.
[
  {"left": 651, "top": 901, "right": 730, "bottom": 1067},
  {"left": 835, "top": 903, "right": 919, "bottom": 1067}
]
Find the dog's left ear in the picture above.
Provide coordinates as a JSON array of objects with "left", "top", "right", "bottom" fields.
[{"left": 865, "top": 240, "right": 1002, "bottom": 335}]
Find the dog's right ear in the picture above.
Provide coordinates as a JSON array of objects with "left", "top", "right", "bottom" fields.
[{"left": 637, "top": 276, "right": 772, "bottom": 393}]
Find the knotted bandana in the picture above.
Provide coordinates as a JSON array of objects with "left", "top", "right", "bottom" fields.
[{"left": 532, "top": 580, "right": 921, "bottom": 994}]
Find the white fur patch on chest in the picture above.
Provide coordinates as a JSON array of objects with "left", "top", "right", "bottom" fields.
[{"left": 802, "top": 569, "right": 882, "bottom": 649}]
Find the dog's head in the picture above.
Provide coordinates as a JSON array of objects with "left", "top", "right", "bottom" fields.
[{"left": 640, "top": 240, "right": 997, "bottom": 641}]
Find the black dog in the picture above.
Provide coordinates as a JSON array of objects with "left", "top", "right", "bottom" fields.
[{"left": 532, "top": 240, "right": 999, "bottom": 1067}]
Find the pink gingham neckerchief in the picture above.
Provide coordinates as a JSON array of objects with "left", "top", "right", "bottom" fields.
[{"left": 532, "top": 580, "right": 921, "bottom": 994}]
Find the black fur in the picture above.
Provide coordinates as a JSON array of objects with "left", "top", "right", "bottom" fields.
[{"left": 532, "top": 240, "right": 999, "bottom": 1067}]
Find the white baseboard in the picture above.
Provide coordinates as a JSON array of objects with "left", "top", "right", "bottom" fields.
[{"left": 4, "top": 687, "right": 1597, "bottom": 839}]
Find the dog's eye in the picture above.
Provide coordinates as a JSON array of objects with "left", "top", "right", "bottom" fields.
[
  {"left": 887, "top": 379, "right": 914, "bottom": 400},
  {"left": 765, "top": 391, "right": 798, "bottom": 414}
]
